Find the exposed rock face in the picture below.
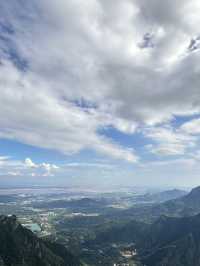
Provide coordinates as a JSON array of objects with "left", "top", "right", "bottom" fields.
[{"left": 0, "top": 215, "right": 81, "bottom": 266}]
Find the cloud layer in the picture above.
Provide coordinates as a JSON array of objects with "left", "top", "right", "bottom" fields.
[{"left": 0, "top": 0, "right": 200, "bottom": 165}]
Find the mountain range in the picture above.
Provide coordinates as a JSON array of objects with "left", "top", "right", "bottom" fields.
[
  {"left": 116, "top": 186, "right": 200, "bottom": 222},
  {"left": 1, "top": 186, "right": 200, "bottom": 266},
  {"left": 134, "top": 189, "right": 187, "bottom": 203},
  {"left": 89, "top": 186, "right": 200, "bottom": 265}
]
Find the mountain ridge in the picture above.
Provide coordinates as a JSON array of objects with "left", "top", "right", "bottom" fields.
[
  {"left": 141, "top": 213, "right": 200, "bottom": 266},
  {"left": 0, "top": 215, "right": 81, "bottom": 266},
  {"left": 116, "top": 186, "right": 200, "bottom": 222}
]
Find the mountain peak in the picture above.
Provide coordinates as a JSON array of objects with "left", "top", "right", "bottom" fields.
[
  {"left": 189, "top": 186, "right": 200, "bottom": 196},
  {"left": 0, "top": 215, "right": 20, "bottom": 231}
]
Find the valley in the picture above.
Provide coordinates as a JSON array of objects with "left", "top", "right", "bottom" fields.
[{"left": 1, "top": 185, "right": 198, "bottom": 266}]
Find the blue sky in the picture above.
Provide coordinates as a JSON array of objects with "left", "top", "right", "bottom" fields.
[{"left": 1, "top": 0, "right": 200, "bottom": 188}]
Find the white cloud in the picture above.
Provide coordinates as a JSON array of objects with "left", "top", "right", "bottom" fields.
[
  {"left": 181, "top": 118, "right": 200, "bottom": 135},
  {"left": 24, "top": 158, "right": 59, "bottom": 176},
  {"left": 0, "top": 156, "right": 11, "bottom": 161},
  {"left": 0, "top": 0, "right": 200, "bottom": 164},
  {"left": 25, "top": 158, "right": 37, "bottom": 168},
  {"left": 142, "top": 158, "right": 197, "bottom": 168},
  {"left": 66, "top": 162, "right": 114, "bottom": 169},
  {"left": 0, "top": 155, "right": 60, "bottom": 177},
  {"left": 7, "top": 171, "right": 21, "bottom": 176},
  {"left": 0, "top": 59, "right": 138, "bottom": 163},
  {"left": 144, "top": 126, "right": 196, "bottom": 156}
]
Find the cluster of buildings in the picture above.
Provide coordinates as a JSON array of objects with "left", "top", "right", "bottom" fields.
[{"left": 113, "top": 246, "right": 138, "bottom": 266}]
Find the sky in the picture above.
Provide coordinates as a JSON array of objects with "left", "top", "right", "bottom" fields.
[{"left": 0, "top": 0, "right": 200, "bottom": 188}]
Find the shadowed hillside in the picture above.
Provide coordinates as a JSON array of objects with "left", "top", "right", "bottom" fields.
[{"left": 0, "top": 215, "right": 82, "bottom": 266}]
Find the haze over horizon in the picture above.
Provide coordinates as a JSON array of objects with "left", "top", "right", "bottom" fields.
[{"left": 1, "top": 0, "right": 200, "bottom": 188}]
